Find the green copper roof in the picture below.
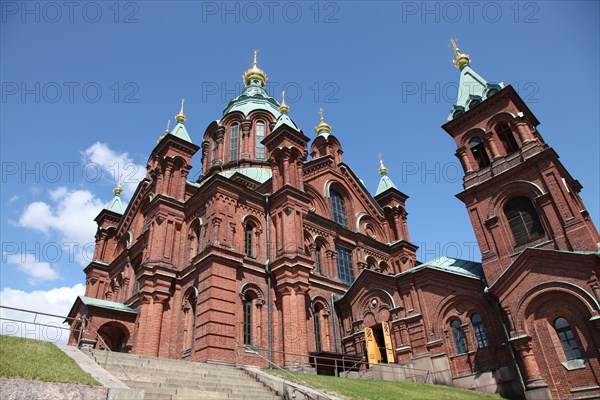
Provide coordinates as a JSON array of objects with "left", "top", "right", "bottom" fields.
[
  {"left": 79, "top": 295, "right": 137, "bottom": 313},
  {"left": 169, "top": 121, "right": 192, "bottom": 143},
  {"left": 448, "top": 63, "right": 505, "bottom": 121},
  {"left": 219, "top": 167, "right": 272, "bottom": 184},
  {"left": 222, "top": 79, "right": 281, "bottom": 118},
  {"left": 273, "top": 113, "right": 299, "bottom": 131},
  {"left": 415, "top": 256, "right": 484, "bottom": 280},
  {"left": 376, "top": 174, "right": 398, "bottom": 196},
  {"left": 105, "top": 192, "right": 124, "bottom": 214}
]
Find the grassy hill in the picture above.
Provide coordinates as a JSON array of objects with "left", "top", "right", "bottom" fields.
[
  {"left": 265, "top": 369, "right": 503, "bottom": 400},
  {"left": 0, "top": 335, "right": 99, "bottom": 386}
]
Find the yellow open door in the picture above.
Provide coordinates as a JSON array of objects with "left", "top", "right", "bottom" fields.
[
  {"left": 364, "top": 327, "right": 381, "bottom": 366},
  {"left": 381, "top": 321, "right": 395, "bottom": 363}
]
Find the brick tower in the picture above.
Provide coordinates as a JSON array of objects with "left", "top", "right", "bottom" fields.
[{"left": 442, "top": 40, "right": 600, "bottom": 399}]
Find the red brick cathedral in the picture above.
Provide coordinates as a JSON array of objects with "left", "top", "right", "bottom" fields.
[{"left": 68, "top": 46, "right": 600, "bottom": 399}]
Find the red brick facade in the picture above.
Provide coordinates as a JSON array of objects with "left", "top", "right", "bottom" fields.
[{"left": 68, "top": 58, "right": 600, "bottom": 399}]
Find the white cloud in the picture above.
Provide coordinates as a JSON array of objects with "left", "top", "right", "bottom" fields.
[
  {"left": 5, "top": 253, "right": 60, "bottom": 284},
  {"left": 82, "top": 142, "right": 145, "bottom": 197},
  {"left": 8, "top": 195, "right": 20, "bottom": 204},
  {"left": 18, "top": 187, "right": 104, "bottom": 248},
  {"left": 0, "top": 284, "right": 85, "bottom": 344}
]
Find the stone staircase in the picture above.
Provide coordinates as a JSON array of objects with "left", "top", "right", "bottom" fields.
[{"left": 86, "top": 349, "right": 281, "bottom": 400}]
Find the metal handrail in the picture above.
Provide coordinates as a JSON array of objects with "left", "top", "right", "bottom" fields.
[
  {"left": 235, "top": 341, "right": 334, "bottom": 400},
  {"left": 0, "top": 305, "right": 138, "bottom": 389},
  {"left": 234, "top": 342, "right": 432, "bottom": 376},
  {"left": 80, "top": 315, "right": 138, "bottom": 390}
]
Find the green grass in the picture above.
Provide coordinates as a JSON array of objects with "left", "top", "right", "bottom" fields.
[
  {"left": 265, "top": 369, "right": 503, "bottom": 400},
  {"left": 0, "top": 335, "right": 100, "bottom": 386}
]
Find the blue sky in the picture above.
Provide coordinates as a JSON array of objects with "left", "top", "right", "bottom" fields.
[{"left": 1, "top": 1, "right": 599, "bottom": 323}]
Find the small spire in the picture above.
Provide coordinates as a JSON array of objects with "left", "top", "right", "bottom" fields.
[
  {"left": 175, "top": 98, "right": 186, "bottom": 123},
  {"left": 449, "top": 37, "right": 471, "bottom": 69},
  {"left": 278, "top": 89, "right": 289, "bottom": 113},
  {"left": 242, "top": 50, "right": 268, "bottom": 85},
  {"left": 113, "top": 182, "right": 122, "bottom": 196},
  {"left": 157, "top": 119, "right": 171, "bottom": 143},
  {"left": 315, "top": 107, "right": 332, "bottom": 134},
  {"left": 378, "top": 154, "right": 388, "bottom": 176}
]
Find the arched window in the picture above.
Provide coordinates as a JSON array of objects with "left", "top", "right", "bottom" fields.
[
  {"left": 330, "top": 190, "right": 348, "bottom": 227},
  {"left": 229, "top": 123, "right": 239, "bottom": 161},
  {"left": 315, "top": 244, "right": 323, "bottom": 274},
  {"left": 496, "top": 122, "right": 519, "bottom": 154},
  {"left": 245, "top": 223, "right": 254, "bottom": 257},
  {"left": 471, "top": 314, "right": 489, "bottom": 349},
  {"left": 451, "top": 320, "right": 467, "bottom": 354},
  {"left": 243, "top": 295, "right": 252, "bottom": 345},
  {"left": 335, "top": 244, "right": 354, "bottom": 284},
  {"left": 504, "top": 196, "right": 544, "bottom": 245},
  {"left": 314, "top": 309, "right": 322, "bottom": 352},
  {"left": 554, "top": 317, "right": 581, "bottom": 360},
  {"left": 255, "top": 122, "right": 265, "bottom": 159},
  {"left": 469, "top": 137, "right": 491, "bottom": 169}
]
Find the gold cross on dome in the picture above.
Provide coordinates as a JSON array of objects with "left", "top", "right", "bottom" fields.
[{"left": 449, "top": 38, "right": 460, "bottom": 55}]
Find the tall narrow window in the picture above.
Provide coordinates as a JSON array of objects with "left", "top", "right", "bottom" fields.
[
  {"left": 211, "top": 140, "right": 217, "bottom": 163},
  {"left": 245, "top": 223, "right": 253, "bottom": 257},
  {"left": 331, "top": 190, "right": 348, "bottom": 227},
  {"left": 314, "top": 310, "right": 322, "bottom": 352},
  {"left": 315, "top": 245, "right": 322, "bottom": 274},
  {"left": 496, "top": 122, "right": 519, "bottom": 154},
  {"left": 243, "top": 295, "right": 252, "bottom": 345},
  {"left": 255, "top": 122, "right": 265, "bottom": 159},
  {"left": 335, "top": 244, "right": 354, "bottom": 284},
  {"left": 554, "top": 317, "right": 581, "bottom": 360},
  {"left": 451, "top": 320, "right": 467, "bottom": 354},
  {"left": 471, "top": 314, "right": 489, "bottom": 349},
  {"left": 504, "top": 196, "right": 544, "bottom": 245},
  {"left": 469, "top": 137, "right": 491, "bottom": 169},
  {"left": 229, "top": 123, "right": 239, "bottom": 161}
]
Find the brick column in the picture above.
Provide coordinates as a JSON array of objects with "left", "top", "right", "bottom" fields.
[
  {"left": 511, "top": 118, "right": 535, "bottom": 143},
  {"left": 241, "top": 120, "right": 252, "bottom": 158},
  {"left": 511, "top": 335, "right": 548, "bottom": 389},
  {"left": 484, "top": 131, "right": 501, "bottom": 160}
]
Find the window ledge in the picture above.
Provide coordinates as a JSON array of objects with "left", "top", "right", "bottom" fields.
[{"left": 561, "top": 359, "right": 586, "bottom": 370}]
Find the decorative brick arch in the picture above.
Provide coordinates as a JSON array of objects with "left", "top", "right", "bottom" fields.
[
  {"left": 304, "top": 184, "right": 329, "bottom": 217},
  {"left": 461, "top": 128, "right": 487, "bottom": 148},
  {"left": 486, "top": 180, "right": 545, "bottom": 220},
  {"left": 516, "top": 281, "right": 600, "bottom": 332},
  {"left": 239, "top": 282, "right": 264, "bottom": 303},
  {"left": 310, "top": 296, "right": 330, "bottom": 315},
  {"left": 357, "top": 289, "right": 396, "bottom": 326},
  {"left": 485, "top": 111, "right": 517, "bottom": 132},
  {"left": 356, "top": 213, "right": 386, "bottom": 240}
]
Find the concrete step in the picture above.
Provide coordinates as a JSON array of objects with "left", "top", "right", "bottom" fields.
[{"left": 86, "top": 350, "right": 281, "bottom": 400}]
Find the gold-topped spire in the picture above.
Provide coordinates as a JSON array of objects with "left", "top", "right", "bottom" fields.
[
  {"left": 175, "top": 98, "right": 186, "bottom": 123},
  {"left": 242, "top": 50, "right": 268, "bottom": 85},
  {"left": 157, "top": 119, "right": 171, "bottom": 143},
  {"left": 315, "top": 107, "right": 332, "bottom": 134},
  {"left": 378, "top": 153, "right": 388, "bottom": 176},
  {"left": 449, "top": 37, "right": 471, "bottom": 69},
  {"left": 278, "top": 89, "right": 289, "bottom": 113},
  {"left": 113, "top": 181, "right": 123, "bottom": 196}
]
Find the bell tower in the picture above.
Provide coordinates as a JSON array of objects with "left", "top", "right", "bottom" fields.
[{"left": 442, "top": 40, "right": 600, "bottom": 285}]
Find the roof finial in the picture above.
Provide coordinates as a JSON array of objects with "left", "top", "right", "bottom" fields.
[
  {"left": 378, "top": 153, "right": 388, "bottom": 176},
  {"left": 243, "top": 49, "right": 268, "bottom": 85},
  {"left": 175, "top": 98, "right": 186, "bottom": 123},
  {"left": 278, "top": 89, "right": 290, "bottom": 113},
  {"left": 449, "top": 37, "right": 471, "bottom": 69},
  {"left": 157, "top": 119, "right": 171, "bottom": 143},
  {"left": 315, "top": 107, "right": 332, "bottom": 135},
  {"left": 113, "top": 180, "right": 122, "bottom": 196}
]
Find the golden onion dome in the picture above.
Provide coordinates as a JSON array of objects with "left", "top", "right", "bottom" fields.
[
  {"left": 242, "top": 50, "right": 267, "bottom": 85},
  {"left": 315, "top": 108, "right": 332, "bottom": 134}
]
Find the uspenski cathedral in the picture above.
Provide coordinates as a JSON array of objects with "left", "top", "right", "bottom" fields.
[{"left": 68, "top": 44, "right": 600, "bottom": 399}]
